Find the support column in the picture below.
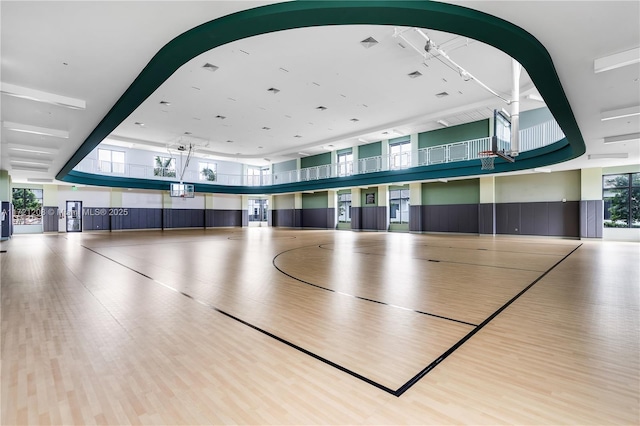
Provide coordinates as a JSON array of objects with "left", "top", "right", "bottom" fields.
[
  {"left": 409, "top": 182, "right": 423, "bottom": 232},
  {"left": 241, "top": 195, "right": 249, "bottom": 227},
  {"left": 351, "top": 188, "right": 361, "bottom": 230},
  {"left": 294, "top": 193, "right": 302, "bottom": 228},
  {"left": 377, "top": 185, "right": 389, "bottom": 231},
  {"left": 580, "top": 167, "right": 603, "bottom": 238},
  {"left": 327, "top": 190, "right": 337, "bottom": 229},
  {"left": 1, "top": 170, "right": 12, "bottom": 240},
  {"left": 479, "top": 176, "right": 496, "bottom": 235}
]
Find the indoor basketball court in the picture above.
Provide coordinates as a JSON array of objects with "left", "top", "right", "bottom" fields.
[{"left": 3, "top": 228, "right": 636, "bottom": 424}]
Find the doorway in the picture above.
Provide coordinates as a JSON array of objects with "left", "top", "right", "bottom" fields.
[
  {"left": 66, "top": 201, "right": 82, "bottom": 232},
  {"left": 248, "top": 199, "right": 268, "bottom": 227}
]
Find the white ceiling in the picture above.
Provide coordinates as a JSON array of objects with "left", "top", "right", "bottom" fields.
[{"left": 1, "top": 1, "right": 639, "bottom": 184}]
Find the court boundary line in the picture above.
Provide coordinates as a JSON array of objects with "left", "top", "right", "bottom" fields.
[
  {"left": 395, "top": 242, "right": 583, "bottom": 396},
  {"left": 77, "top": 236, "right": 582, "bottom": 398},
  {"left": 80, "top": 244, "right": 398, "bottom": 396},
  {"left": 273, "top": 245, "right": 478, "bottom": 327}
]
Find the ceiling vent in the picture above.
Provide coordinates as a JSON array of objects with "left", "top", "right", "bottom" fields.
[
  {"left": 159, "top": 100, "right": 171, "bottom": 106},
  {"left": 350, "top": 118, "right": 360, "bottom": 122},
  {"left": 262, "top": 126, "right": 271, "bottom": 130},
  {"left": 408, "top": 71, "right": 423, "bottom": 78},
  {"left": 316, "top": 106, "right": 327, "bottom": 111},
  {"left": 360, "top": 37, "right": 379, "bottom": 49},
  {"left": 435, "top": 92, "right": 449, "bottom": 98},
  {"left": 202, "top": 63, "right": 219, "bottom": 72},
  {"left": 215, "top": 115, "right": 226, "bottom": 120},
  {"left": 267, "top": 87, "right": 280, "bottom": 94},
  {"left": 134, "top": 121, "right": 145, "bottom": 126},
  {"left": 294, "top": 135, "right": 302, "bottom": 138}
]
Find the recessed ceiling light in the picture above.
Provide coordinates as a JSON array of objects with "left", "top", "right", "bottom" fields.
[
  {"left": 362, "top": 104, "right": 368, "bottom": 108},
  {"left": 202, "top": 63, "right": 219, "bottom": 72},
  {"left": 312, "top": 82, "right": 321, "bottom": 87},
  {"left": 316, "top": 106, "right": 327, "bottom": 111},
  {"left": 437, "top": 119, "right": 450, "bottom": 127},
  {"left": 350, "top": 118, "right": 359, "bottom": 122},
  {"left": 442, "top": 78, "right": 448, "bottom": 83},
  {"left": 262, "top": 126, "right": 271, "bottom": 130},
  {"left": 134, "top": 121, "right": 145, "bottom": 126},
  {"left": 215, "top": 115, "right": 226, "bottom": 120},
  {"left": 285, "top": 115, "right": 292, "bottom": 118},
  {"left": 267, "top": 87, "right": 280, "bottom": 94},
  {"left": 191, "top": 86, "right": 201, "bottom": 90},
  {"left": 279, "top": 67, "right": 289, "bottom": 73},
  {"left": 436, "top": 92, "right": 449, "bottom": 98},
  {"left": 239, "top": 50, "right": 250, "bottom": 55},
  {"left": 3, "top": 121, "right": 69, "bottom": 138},
  {"left": 360, "top": 36, "right": 379, "bottom": 48},
  {"left": 192, "top": 117, "right": 201, "bottom": 121},
  {"left": 184, "top": 131, "right": 192, "bottom": 135},
  {"left": 588, "top": 153, "right": 629, "bottom": 159},
  {"left": 159, "top": 100, "right": 171, "bottom": 106},
  {"left": 226, "top": 140, "right": 234, "bottom": 143},
  {"left": 298, "top": 152, "right": 309, "bottom": 156},
  {"left": 227, "top": 97, "right": 236, "bottom": 101},
  {"left": 408, "top": 71, "right": 423, "bottom": 78},
  {"left": 603, "top": 133, "right": 640, "bottom": 144},
  {"left": 258, "top": 146, "right": 263, "bottom": 149},
  {"left": 294, "top": 135, "right": 302, "bottom": 138}
]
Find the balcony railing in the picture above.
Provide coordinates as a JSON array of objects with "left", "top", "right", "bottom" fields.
[{"left": 75, "top": 119, "right": 565, "bottom": 187}]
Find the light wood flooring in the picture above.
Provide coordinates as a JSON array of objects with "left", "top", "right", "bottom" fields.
[{"left": 1, "top": 228, "right": 638, "bottom": 424}]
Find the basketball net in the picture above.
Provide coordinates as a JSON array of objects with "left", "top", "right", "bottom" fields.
[{"left": 479, "top": 151, "right": 496, "bottom": 170}]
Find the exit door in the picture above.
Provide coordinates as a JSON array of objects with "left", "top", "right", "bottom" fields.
[
  {"left": 248, "top": 199, "right": 268, "bottom": 227},
  {"left": 66, "top": 201, "right": 82, "bottom": 232}
]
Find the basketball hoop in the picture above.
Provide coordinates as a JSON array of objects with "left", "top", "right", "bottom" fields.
[{"left": 478, "top": 151, "right": 497, "bottom": 170}]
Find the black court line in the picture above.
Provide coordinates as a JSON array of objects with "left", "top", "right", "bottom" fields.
[
  {"left": 394, "top": 242, "right": 583, "bottom": 396},
  {"left": 80, "top": 244, "right": 397, "bottom": 396},
  {"left": 273, "top": 245, "right": 478, "bottom": 327},
  {"left": 80, "top": 239, "right": 581, "bottom": 398},
  {"left": 317, "top": 244, "right": 555, "bottom": 272}
]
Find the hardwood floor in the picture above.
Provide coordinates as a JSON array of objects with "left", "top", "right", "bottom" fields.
[{"left": 1, "top": 229, "right": 638, "bottom": 425}]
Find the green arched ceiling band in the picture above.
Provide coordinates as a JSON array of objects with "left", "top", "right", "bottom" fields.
[{"left": 56, "top": 1, "right": 585, "bottom": 188}]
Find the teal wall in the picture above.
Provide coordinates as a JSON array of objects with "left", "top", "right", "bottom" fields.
[
  {"left": 301, "top": 152, "right": 331, "bottom": 168},
  {"left": 358, "top": 141, "right": 382, "bottom": 159},
  {"left": 520, "top": 107, "right": 554, "bottom": 129},
  {"left": 302, "top": 191, "right": 328, "bottom": 209},
  {"left": 389, "top": 136, "right": 410, "bottom": 145},
  {"left": 418, "top": 119, "right": 489, "bottom": 148},
  {"left": 422, "top": 179, "right": 480, "bottom": 205},
  {"left": 273, "top": 159, "right": 297, "bottom": 173},
  {"left": 337, "top": 148, "right": 352, "bottom": 155}
]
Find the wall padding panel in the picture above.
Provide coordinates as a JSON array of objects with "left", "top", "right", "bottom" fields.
[{"left": 580, "top": 200, "right": 603, "bottom": 238}]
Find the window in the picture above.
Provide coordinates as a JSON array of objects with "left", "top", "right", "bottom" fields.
[
  {"left": 389, "top": 141, "right": 411, "bottom": 169},
  {"left": 337, "top": 151, "right": 353, "bottom": 177},
  {"left": 338, "top": 193, "right": 352, "bottom": 223},
  {"left": 247, "top": 167, "right": 269, "bottom": 186},
  {"left": 12, "top": 188, "right": 43, "bottom": 225},
  {"left": 199, "top": 162, "right": 217, "bottom": 181},
  {"left": 389, "top": 189, "right": 410, "bottom": 224},
  {"left": 603, "top": 173, "right": 639, "bottom": 228},
  {"left": 153, "top": 156, "right": 176, "bottom": 177},
  {"left": 98, "top": 148, "right": 125, "bottom": 173}
]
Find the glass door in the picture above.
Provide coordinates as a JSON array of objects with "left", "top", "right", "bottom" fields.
[
  {"left": 66, "top": 201, "right": 82, "bottom": 232},
  {"left": 248, "top": 199, "right": 268, "bottom": 227}
]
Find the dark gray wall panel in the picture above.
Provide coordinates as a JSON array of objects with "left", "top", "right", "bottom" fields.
[
  {"left": 497, "top": 203, "right": 521, "bottom": 234},
  {"left": 82, "top": 207, "right": 109, "bottom": 231},
  {"left": 478, "top": 203, "right": 495, "bottom": 234},
  {"left": 211, "top": 210, "right": 242, "bottom": 227},
  {"left": 548, "top": 201, "right": 579, "bottom": 237},
  {"left": 294, "top": 209, "right": 302, "bottom": 228},
  {"left": 409, "top": 205, "right": 422, "bottom": 232},
  {"left": 272, "top": 209, "right": 295, "bottom": 227},
  {"left": 423, "top": 204, "right": 478, "bottom": 233},
  {"left": 581, "top": 200, "right": 603, "bottom": 238},
  {"left": 301, "top": 208, "right": 328, "bottom": 228},
  {"left": 532, "top": 202, "right": 550, "bottom": 236},
  {"left": 351, "top": 207, "right": 362, "bottom": 230},
  {"left": 377, "top": 206, "right": 387, "bottom": 231},
  {"left": 361, "top": 206, "right": 378, "bottom": 230},
  {"left": 326, "top": 208, "right": 336, "bottom": 229},
  {"left": 43, "top": 206, "right": 58, "bottom": 232}
]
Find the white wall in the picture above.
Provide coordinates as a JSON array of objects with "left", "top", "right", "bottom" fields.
[
  {"left": 122, "top": 190, "right": 163, "bottom": 208},
  {"left": 212, "top": 194, "right": 242, "bottom": 210},
  {"left": 273, "top": 194, "right": 295, "bottom": 210}
]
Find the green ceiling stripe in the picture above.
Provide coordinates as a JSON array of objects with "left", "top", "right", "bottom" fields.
[{"left": 55, "top": 0, "right": 585, "bottom": 185}]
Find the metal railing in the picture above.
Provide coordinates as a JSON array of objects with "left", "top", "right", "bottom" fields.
[{"left": 75, "top": 119, "right": 565, "bottom": 186}]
